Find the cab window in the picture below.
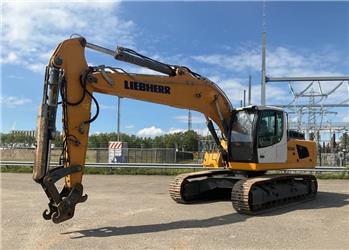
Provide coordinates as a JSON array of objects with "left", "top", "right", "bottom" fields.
[
  {"left": 231, "top": 111, "right": 255, "bottom": 143},
  {"left": 258, "top": 110, "right": 283, "bottom": 147}
]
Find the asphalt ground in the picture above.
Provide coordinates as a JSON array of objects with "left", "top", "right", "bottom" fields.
[{"left": 1, "top": 173, "right": 349, "bottom": 249}]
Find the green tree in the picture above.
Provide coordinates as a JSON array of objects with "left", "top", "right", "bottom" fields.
[
  {"left": 0, "top": 130, "right": 204, "bottom": 151},
  {"left": 182, "top": 130, "right": 199, "bottom": 151},
  {"left": 340, "top": 133, "right": 348, "bottom": 150},
  {"left": 53, "top": 134, "right": 63, "bottom": 147},
  {"left": 0, "top": 133, "right": 35, "bottom": 146}
]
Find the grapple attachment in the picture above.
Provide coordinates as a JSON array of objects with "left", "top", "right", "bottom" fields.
[{"left": 33, "top": 65, "right": 87, "bottom": 223}]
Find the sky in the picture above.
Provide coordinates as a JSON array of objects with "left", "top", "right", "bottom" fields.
[{"left": 1, "top": 1, "right": 348, "bottom": 137}]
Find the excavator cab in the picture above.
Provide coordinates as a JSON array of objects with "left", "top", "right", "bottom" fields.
[{"left": 229, "top": 106, "right": 287, "bottom": 164}]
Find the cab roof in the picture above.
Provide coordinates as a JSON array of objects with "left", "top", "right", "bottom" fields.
[{"left": 235, "top": 105, "right": 284, "bottom": 112}]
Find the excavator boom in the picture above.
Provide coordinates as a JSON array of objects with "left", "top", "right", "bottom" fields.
[{"left": 33, "top": 37, "right": 232, "bottom": 223}]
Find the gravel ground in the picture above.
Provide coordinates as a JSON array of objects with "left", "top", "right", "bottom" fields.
[{"left": 1, "top": 173, "right": 349, "bottom": 249}]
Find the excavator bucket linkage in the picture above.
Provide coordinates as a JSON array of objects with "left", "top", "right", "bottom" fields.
[{"left": 33, "top": 66, "right": 87, "bottom": 223}]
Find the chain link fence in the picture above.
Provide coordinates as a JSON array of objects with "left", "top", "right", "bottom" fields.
[
  {"left": 2, "top": 147, "right": 347, "bottom": 166},
  {"left": 0, "top": 147, "right": 193, "bottom": 163},
  {"left": 318, "top": 153, "right": 348, "bottom": 167}
]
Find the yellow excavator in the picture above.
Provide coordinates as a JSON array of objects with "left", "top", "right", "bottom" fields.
[{"left": 33, "top": 37, "right": 317, "bottom": 223}]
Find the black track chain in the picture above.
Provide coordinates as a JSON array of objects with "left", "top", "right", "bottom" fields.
[{"left": 231, "top": 174, "right": 318, "bottom": 215}]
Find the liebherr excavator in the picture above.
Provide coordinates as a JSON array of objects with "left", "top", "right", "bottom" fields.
[{"left": 33, "top": 37, "right": 317, "bottom": 223}]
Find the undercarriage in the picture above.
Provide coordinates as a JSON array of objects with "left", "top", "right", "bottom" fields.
[{"left": 169, "top": 170, "right": 317, "bottom": 214}]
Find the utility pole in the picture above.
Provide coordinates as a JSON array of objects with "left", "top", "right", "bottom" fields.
[
  {"left": 317, "top": 130, "right": 321, "bottom": 166},
  {"left": 243, "top": 90, "right": 246, "bottom": 107},
  {"left": 297, "top": 108, "right": 302, "bottom": 131},
  {"left": 261, "top": 0, "right": 267, "bottom": 105},
  {"left": 261, "top": 31, "right": 266, "bottom": 106},
  {"left": 117, "top": 97, "right": 121, "bottom": 141},
  {"left": 188, "top": 109, "right": 192, "bottom": 131},
  {"left": 248, "top": 75, "right": 252, "bottom": 105}
]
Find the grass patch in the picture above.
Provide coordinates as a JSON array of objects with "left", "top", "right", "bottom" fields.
[
  {"left": 84, "top": 167, "right": 196, "bottom": 175},
  {"left": 1, "top": 166, "right": 33, "bottom": 173},
  {"left": 0, "top": 166, "right": 198, "bottom": 175},
  {"left": 1, "top": 166, "right": 348, "bottom": 179},
  {"left": 315, "top": 172, "right": 349, "bottom": 179}
]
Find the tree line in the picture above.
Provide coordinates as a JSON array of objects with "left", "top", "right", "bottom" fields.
[
  {"left": 2, "top": 131, "right": 347, "bottom": 153},
  {"left": 0, "top": 130, "right": 205, "bottom": 152}
]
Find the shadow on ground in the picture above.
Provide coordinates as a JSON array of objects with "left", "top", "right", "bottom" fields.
[
  {"left": 63, "top": 191, "right": 348, "bottom": 239},
  {"left": 63, "top": 213, "right": 248, "bottom": 239}
]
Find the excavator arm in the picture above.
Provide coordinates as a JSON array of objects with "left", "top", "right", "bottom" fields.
[{"left": 33, "top": 37, "right": 232, "bottom": 223}]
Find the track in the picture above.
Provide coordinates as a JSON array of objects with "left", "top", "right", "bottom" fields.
[
  {"left": 170, "top": 171, "right": 318, "bottom": 215},
  {"left": 169, "top": 169, "right": 237, "bottom": 203},
  {"left": 231, "top": 174, "right": 318, "bottom": 214}
]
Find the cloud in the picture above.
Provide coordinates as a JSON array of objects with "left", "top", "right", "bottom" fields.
[
  {"left": 136, "top": 126, "right": 210, "bottom": 137},
  {"left": 0, "top": 96, "right": 32, "bottom": 108},
  {"left": 192, "top": 46, "right": 347, "bottom": 77},
  {"left": 6, "top": 75, "right": 24, "bottom": 80},
  {"left": 193, "top": 46, "right": 348, "bottom": 106},
  {"left": 174, "top": 115, "right": 206, "bottom": 124},
  {"left": 1, "top": 2, "right": 135, "bottom": 73},
  {"left": 99, "top": 104, "right": 116, "bottom": 110},
  {"left": 206, "top": 76, "right": 290, "bottom": 106},
  {"left": 125, "top": 125, "right": 135, "bottom": 129},
  {"left": 0, "top": 52, "right": 19, "bottom": 64},
  {"left": 26, "top": 63, "right": 46, "bottom": 73},
  {"left": 91, "top": 103, "right": 116, "bottom": 111},
  {"left": 168, "top": 128, "right": 186, "bottom": 134},
  {"left": 193, "top": 128, "right": 210, "bottom": 136},
  {"left": 137, "top": 126, "right": 164, "bottom": 137}
]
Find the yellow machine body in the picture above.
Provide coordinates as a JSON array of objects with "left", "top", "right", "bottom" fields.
[
  {"left": 203, "top": 139, "right": 316, "bottom": 170},
  {"left": 33, "top": 37, "right": 317, "bottom": 223},
  {"left": 41, "top": 37, "right": 317, "bottom": 189}
]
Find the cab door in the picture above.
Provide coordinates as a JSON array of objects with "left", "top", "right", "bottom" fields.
[{"left": 257, "top": 110, "right": 287, "bottom": 163}]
